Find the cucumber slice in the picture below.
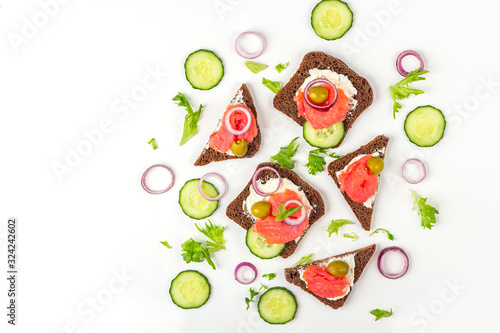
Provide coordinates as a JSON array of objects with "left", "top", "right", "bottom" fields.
[
  {"left": 179, "top": 179, "right": 218, "bottom": 219},
  {"left": 246, "top": 227, "right": 285, "bottom": 259},
  {"left": 258, "top": 287, "right": 297, "bottom": 324},
  {"left": 404, "top": 106, "right": 446, "bottom": 147},
  {"left": 169, "top": 270, "right": 210, "bottom": 309},
  {"left": 184, "top": 50, "right": 224, "bottom": 90},
  {"left": 303, "top": 121, "right": 345, "bottom": 148},
  {"left": 311, "top": 0, "right": 353, "bottom": 40}
]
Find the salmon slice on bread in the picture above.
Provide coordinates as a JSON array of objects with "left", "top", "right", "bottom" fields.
[
  {"left": 273, "top": 51, "right": 373, "bottom": 147},
  {"left": 285, "top": 244, "right": 376, "bottom": 310},
  {"left": 328, "top": 135, "right": 390, "bottom": 231},
  {"left": 195, "top": 84, "right": 261, "bottom": 166},
  {"left": 226, "top": 162, "right": 325, "bottom": 259}
]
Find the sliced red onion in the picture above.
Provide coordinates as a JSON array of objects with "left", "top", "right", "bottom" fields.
[
  {"left": 377, "top": 246, "right": 409, "bottom": 279},
  {"left": 304, "top": 78, "right": 338, "bottom": 111},
  {"left": 402, "top": 159, "right": 426, "bottom": 184},
  {"left": 198, "top": 173, "right": 227, "bottom": 201},
  {"left": 235, "top": 32, "right": 265, "bottom": 59},
  {"left": 283, "top": 200, "right": 306, "bottom": 226},
  {"left": 234, "top": 262, "right": 257, "bottom": 285},
  {"left": 141, "top": 164, "right": 174, "bottom": 195},
  {"left": 224, "top": 106, "right": 252, "bottom": 136},
  {"left": 396, "top": 50, "right": 424, "bottom": 77},
  {"left": 252, "top": 167, "right": 281, "bottom": 197}
]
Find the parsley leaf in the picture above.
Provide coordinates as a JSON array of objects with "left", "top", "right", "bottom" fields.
[
  {"left": 195, "top": 220, "right": 226, "bottom": 253},
  {"left": 270, "top": 137, "right": 299, "bottom": 169},
  {"left": 262, "top": 78, "right": 282, "bottom": 94},
  {"left": 369, "top": 228, "right": 395, "bottom": 241},
  {"left": 370, "top": 308, "right": 393, "bottom": 321},
  {"left": 148, "top": 138, "right": 158, "bottom": 150},
  {"left": 305, "top": 148, "right": 341, "bottom": 175},
  {"left": 411, "top": 190, "right": 439, "bottom": 230},
  {"left": 180, "top": 238, "right": 215, "bottom": 270},
  {"left": 344, "top": 232, "right": 358, "bottom": 241},
  {"left": 173, "top": 92, "right": 203, "bottom": 146},
  {"left": 245, "top": 60, "right": 268, "bottom": 74},
  {"left": 294, "top": 253, "right": 314, "bottom": 267},
  {"left": 275, "top": 62, "right": 289, "bottom": 73},
  {"left": 389, "top": 69, "right": 429, "bottom": 118},
  {"left": 160, "top": 240, "right": 171, "bottom": 249},
  {"left": 272, "top": 202, "right": 301, "bottom": 222},
  {"left": 263, "top": 273, "right": 276, "bottom": 281},
  {"left": 245, "top": 288, "right": 260, "bottom": 310},
  {"left": 327, "top": 219, "right": 354, "bottom": 237}
]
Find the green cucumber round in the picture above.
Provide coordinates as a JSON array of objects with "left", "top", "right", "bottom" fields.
[
  {"left": 303, "top": 121, "right": 345, "bottom": 148},
  {"left": 169, "top": 270, "right": 211, "bottom": 309},
  {"left": 184, "top": 50, "right": 224, "bottom": 90},
  {"left": 404, "top": 105, "right": 446, "bottom": 147},
  {"left": 258, "top": 287, "right": 297, "bottom": 324},
  {"left": 311, "top": 0, "right": 353, "bottom": 40},
  {"left": 246, "top": 227, "right": 285, "bottom": 259},
  {"left": 179, "top": 179, "right": 218, "bottom": 219}
]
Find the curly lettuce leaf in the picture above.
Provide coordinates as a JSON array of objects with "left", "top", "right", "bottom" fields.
[
  {"left": 270, "top": 137, "right": 299, "bottom": 169},
  {"left": 262, "top": 78, "right": 282, "bottom": 94},
  {"left": 180, "top": 238, "right": 215, "bottom": 270},
  {"left": 173, "top": 92, "right": 203, "bottom": 146},
  {"left": 195, "top": 220, "right": 226, "bottom": 253},
  {"left": 245, "top": 61, "right": 268, "bottom": 74},
  {"left": 305, "top": 148, "right": 341, "bottom": 175},
  {"left": 411, "top": 190, "right": 439, "bottom": 230},
  {"left": 389, "top": 69, "right": 429, "bottom": 118},
  {"left": 294, "top": 253, "right": 314, "bottom": 267},
  {"left": 327, "top": 219, "right": 354, "bottom": 237},
  {"left": 275, "top": 62, "right": 289, "bottom": 73}
]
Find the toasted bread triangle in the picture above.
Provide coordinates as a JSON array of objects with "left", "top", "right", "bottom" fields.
[
  {"left": 273, "top": 51, "right": 373, "bottom": 148},
  {"left": 284, "top": 244, "right": 376, "bottom": 309},
  {"left": 226, "top": 162, "right": 325, "bottom": 259},
  {"left": 194, "top": 84, "right": 261, "bottom": 166},
  {"left": 328, "top": 135, "right": 390, "bottom": 231}
]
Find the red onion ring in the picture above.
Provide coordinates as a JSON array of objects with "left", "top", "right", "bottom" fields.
[
  {"left": 235, "top": 32, "right": 265, "bottom": 59},
  {"left": 224, "top": 106, "right": 252, "bottom": 136},
  {"left": 304, "top": 78, "right": 338, "bottom": 111},
  {"left": 234, "top": 262, "right": 258, "bottom": 285},
  {"left": 252, "top": 167, "right": 282, "bottom": 197},
  {"left": 283, "top": 200, "right": 306, "bottom": 226},
  {"left": 141, "top": 164, "right": 174, "bottom": 195},
  {"left": 402, "top": 158, "right": 426, "bottom": 184},
  {"left": 377, "top": 246, "right": 409, "bottom": 279},
  {"left": 198, "top": 173, "right": 227, "bottom": 201},
  {"left": 396, "top": 50, "right": 424, "bottom": 77}
]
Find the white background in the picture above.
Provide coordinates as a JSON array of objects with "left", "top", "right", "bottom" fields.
[{"left": 1, "top": 0, "right": 500, "bottom": 332}]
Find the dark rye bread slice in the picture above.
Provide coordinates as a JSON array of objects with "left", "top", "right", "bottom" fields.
[
  {"left": 226, "top": 162, "right": 325, "bottom": 259},
  {"left": 284, "top": 244, "right": 376, "bottom": 310},
  {"left": 273, "top": 51, "right": 373, "bottom": 147},
  {"left": 328, "top": 135, "right": 390, "bottom": 231},
  {"left": 194, "top": 84, "right": 261, "bottom": 166}
]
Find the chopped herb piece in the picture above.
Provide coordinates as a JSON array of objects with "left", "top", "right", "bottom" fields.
[
  {"left": 370, "top": 308, "right": 393, "bottom": 321},
  {"left": 245, "top": 288, "right": 260, "bottom": 310},
  {"left": 160, "top": 240, "right": 171, "bottom": 249},
  {"left": 273, "top": 202, "right": 301, "bottom": 222},
  {"left": 180, "top": 238, "right": 215, "bottom": 270},
  {"left": 305, "top": 148, "right": 341, "bottom": 175},
  {"left": 263, "top": 273, "right": 277, "bottom": 281},
  {"left": 148, "top": 138, "right": 158, "bottom": 150}
]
